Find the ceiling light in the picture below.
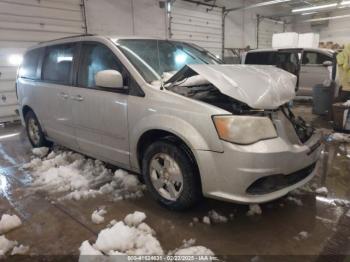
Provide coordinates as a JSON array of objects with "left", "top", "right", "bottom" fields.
[
  {"left": 292, "top": 3, "right": 337, "bottom": 13},
  {"left": 303, "top": 14, "right": 350, "bottom": 22},
  {"left": 341, "top": 1, "right": 350, "bottom": 5},
  {"left": 8, "top": 54, "right": 23, "bottom": 66},
  {"left": 301, "top": 11, "right": 317, "bottom": 15}
]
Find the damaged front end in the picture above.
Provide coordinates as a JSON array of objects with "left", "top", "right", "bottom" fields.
[{"left": 166, "top": 64, "right": 314, "bottom": 145}]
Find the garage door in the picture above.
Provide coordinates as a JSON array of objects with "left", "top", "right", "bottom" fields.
[
  {"left": 0, "top": 0, "right": 85, "bottom": 123},
  {"left": 258, "top": 18, "right": 284, "bottom": 49},
  {"left": 169, "top": 0, "right": 223, "bottom": 58}
]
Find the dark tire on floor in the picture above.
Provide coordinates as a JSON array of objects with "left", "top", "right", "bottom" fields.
[
  {"left": 142, "top": 139, "right": 202, "bottom": 210},
  {"left": 24, "top": 110, "right": 52, "bottom": 148}
]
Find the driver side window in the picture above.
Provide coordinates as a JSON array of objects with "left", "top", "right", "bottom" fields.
[{"left": 78, "top": 43, "right": 122, "bottom": 88}]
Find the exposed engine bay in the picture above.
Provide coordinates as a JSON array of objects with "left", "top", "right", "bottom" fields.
[{"left": 166, "top": 68, "right": 314, "bottom": 144}]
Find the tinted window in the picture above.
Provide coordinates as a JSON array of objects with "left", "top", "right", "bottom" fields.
[
  {"left": 245, "top": 52, "right": 277, "bottom": 65},
  {"left": 78, "top": 43, "right": 122, "bottom": 88},
  {"left": 302, "top": 51, "right": 331, "bottom": 65},
  {"left": 42, "top": 43, "right": 76, "bottom": 84},
  {"left": 20, "top": 48, "right": 43, "bottom": 79}
]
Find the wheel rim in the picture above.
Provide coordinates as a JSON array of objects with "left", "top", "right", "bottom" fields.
[
  {"left": 28, "top": 118, "right": 40, "bottom": 145},
  {"left": 149, "top": 153, "right": 184, "bottom": 201}
]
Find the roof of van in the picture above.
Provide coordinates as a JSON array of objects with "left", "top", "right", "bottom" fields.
[{"left": 247, "top": 47, "right": 335, "bottom": 54}]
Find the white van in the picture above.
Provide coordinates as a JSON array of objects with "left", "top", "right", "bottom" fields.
[{"left": 244, "top": 48, "right": 336, "bottom": 97}]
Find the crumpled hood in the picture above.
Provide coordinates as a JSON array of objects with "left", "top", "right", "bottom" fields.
[{"left": 183, "top": 64, "right": 297, "bottom": 109}]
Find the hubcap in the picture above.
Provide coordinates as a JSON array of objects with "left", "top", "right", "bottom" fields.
[
  {"left": 149, "top": 153, "right": 183, "bottom": 201},
  {"left": 28, "top": 118, "right": 40, "bottom": 145}
]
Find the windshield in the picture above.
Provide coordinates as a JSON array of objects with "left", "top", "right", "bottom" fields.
[{"left": 115, "top": 39, "right": 222, "bottom": 83}]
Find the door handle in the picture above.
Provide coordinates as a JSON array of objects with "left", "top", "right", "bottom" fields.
[
  {"left": 59, "top": 92, "right": 69, "bottom": 99},
  {"left": 71, "top": 95, "right": 84, "bottom": 101}
]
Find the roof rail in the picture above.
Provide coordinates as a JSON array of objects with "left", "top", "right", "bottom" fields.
[{"left": 38, "top": 34, "right": 95, "bottom": 45}]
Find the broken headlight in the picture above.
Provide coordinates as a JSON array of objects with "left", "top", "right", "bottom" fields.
[{"left": 212, "top": 115, "right": 277, "bottom": 145}]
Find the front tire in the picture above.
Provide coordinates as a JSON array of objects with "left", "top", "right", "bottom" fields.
[
  {"left": 24, "top": 110, "right": 52, "bottom": 148},
  {"left": 142, "top": 140, "right": 202, "bottom": 210}
]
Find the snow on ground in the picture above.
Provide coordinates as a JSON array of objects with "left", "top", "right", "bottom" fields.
[
  {"left": 0, "top": 235, "right": 17, "bottom": 256},
  {"left": 315, "top": 187, "right": 328, "bottom": 196},
  {"left": 246, "top": 204, "right": 262, "bottom": 216},
  {"left": 0, "top": 214, "right": 22, "bottom": 234},
  {"left": 32, "top": 147, "right": 49, "bottom": 158},
  {"left": 286, "top": 196, "right": 303, "bottom": 206},
  {"left": 91, "top": 208, "right": 107, "bottom": 225},
  {"left": 79, "top": 211, "right": 215, "bottom": 259},
  {"left": 294, "top": 231, "right": 309, "bottom": 241},
  {"left": 202, "top": 216, "right": 211, "bottom": 225},
  {"left": 22, "top": 147, "right": 145, "bottom": 201},
  {"left": 11, "top": 245, "right": 30, "bottom": 255},
  {"left": 208, "top": 210, "right": 228, "bottom": 224}
]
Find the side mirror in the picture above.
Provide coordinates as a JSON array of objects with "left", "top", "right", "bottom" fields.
[
  {"left": 95, "top": 70, "right": 124, "bottom": 89},
  {"left": 323, "top": 61, "right": 333, "bottom": 67}
]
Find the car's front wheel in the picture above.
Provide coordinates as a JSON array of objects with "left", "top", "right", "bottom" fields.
[
  {"left": 142, "top": 139, "right": 202, "bottom": 210},
  {"left": 24, "top": 110, "right": 52, "bottom": 148}
]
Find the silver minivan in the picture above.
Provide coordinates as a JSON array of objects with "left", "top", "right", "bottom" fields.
[
  {"left": 244, "top": 48, "right": 336, "bottom": 97},
  {"left": 17, "top": 35, "right": 321, "bottom": 210}
]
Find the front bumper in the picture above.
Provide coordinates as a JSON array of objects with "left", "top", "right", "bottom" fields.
[{"left": 195, "top": 132, "right": 322, "bottom": 204}]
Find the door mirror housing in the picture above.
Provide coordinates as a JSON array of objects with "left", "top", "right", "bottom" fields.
[
  {"left": 322, "top": 60, "right": 333, "bottom": 67},
  {"left": 95, "top": 70, "right": 124, "bottom": 89}
]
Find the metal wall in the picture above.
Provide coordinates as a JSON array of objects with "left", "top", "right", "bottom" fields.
[
  {"left": 0, "top": 0, "right": 85, "bottom": 122},
  {"left": 169, "top": 0, "right": 223, "bottom": 58},
  {"left": 257, "top": 16, "right": 284, "bottom": 49}
]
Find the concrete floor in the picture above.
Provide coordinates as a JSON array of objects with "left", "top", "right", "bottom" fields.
[{"left": 0, "top": 103, "right": 350, "bottom": 261}]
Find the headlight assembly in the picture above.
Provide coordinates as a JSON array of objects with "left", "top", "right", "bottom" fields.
[{"left": 212, "top": 115, "right": 277, "bottom": 145}]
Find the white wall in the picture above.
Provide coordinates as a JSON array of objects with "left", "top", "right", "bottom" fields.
[
  {"left": 223, "top": 0, "right": 289, "bottom": 49},
  {"left": 85, "top": 0, "right": 167, "bottom": 37},
  {"left": 293, "top": 9, "right": 350, "bottom": 45},
  {"left": 84, "top": 0, "right": 290, "bottom": 49}
]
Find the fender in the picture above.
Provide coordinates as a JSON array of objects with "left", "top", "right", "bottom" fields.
[{"left": 129, "top": 113, "right": 224, "bottom": 170}]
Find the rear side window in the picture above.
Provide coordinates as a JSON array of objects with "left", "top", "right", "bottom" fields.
[
  {"left": 245, "top": 52, "right": 277, "bottom": 65},
  {"left": 20, "top": 48, "right": 43, "bottom": 79},
  {"left": 42, "top": 43, "right": 76, "bottom": 85},
  {"left": 78, "top": 43, "right": 122, "bottom": 88},
  {"left": 302, "top": 51, "right": 331, "bottom": 65}
]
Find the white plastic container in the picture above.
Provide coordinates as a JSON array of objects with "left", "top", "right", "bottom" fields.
[
  {"left": 272, "top": 32, "right": 299, "bottom": 49},
  {"left": 298, "top": 33, "right": 320, "bottom": 48}
]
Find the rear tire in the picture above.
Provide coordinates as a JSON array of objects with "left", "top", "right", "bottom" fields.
[
  {"left": 24, "top": 110, "right": 52, "bottom": 148},
  {"left": 142, "top": 140, "right": 202, "bottom": 210}
]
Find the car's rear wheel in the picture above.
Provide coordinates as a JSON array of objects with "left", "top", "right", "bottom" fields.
[
  {"left": 24, "top": 110, "right": 52, "bottom": 148},
  {"left": 142, "top": 139, "right": 202, "bottom": 210}
]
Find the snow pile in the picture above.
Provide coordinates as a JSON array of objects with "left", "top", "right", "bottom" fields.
[
  {"left": 0, "top": 214, "right": 22, "bottom": 234},
  {"left": 124, "top": 211, "right": 147, "bottom": 227},
  {"left": 208, "top": 210, "right": 228, "bottom": 224},
  {"left": 79, "top": 212, "right": 215, "bottom": 259},
  {"left": 246, "top": 204, "right": 262, "bottom": 216},
  {"left": 0, "top": 235, "right": 17, "bottom": 256},
  {"left": 287, "top": 196, "right": 303, "bottom": 206},
  {"left": 315, "top": 187, "right": 328, "bottom": 196},
  {"left": 80, "top": 211, "right": 163, "bottom": 257},
  {"left": 169, "top": 239, "right": 214, "bottom": 257},
  {"left": 202, "top": 216, "right": 211, "bottom": 225},
  {"left": 32, "top": 147, "right": 49, "bottom": 158},
  {"left": 91, "top": 208, "right": 107, "bottom": 225},
  {"left": 22, "top": 148, "right": 144, "bottom": 201},
  {"left": 175, "top": 246, "right": 214, "bottom": 256},
  {"left": 294, "top": 231, "right": 309, "bottom": 241},
  {"left": 11, "top": 245, "right": 29, "bottom": 255}
]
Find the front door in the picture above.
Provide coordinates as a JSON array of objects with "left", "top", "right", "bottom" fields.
[{"left": 71, "top": 42, "right": 129, "bottom": 167}]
